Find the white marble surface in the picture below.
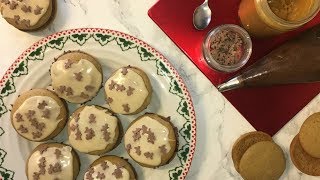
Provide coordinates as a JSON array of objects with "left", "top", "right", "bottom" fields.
[{"left": 0, "top": 0, "right": 319, "bottom": 180}]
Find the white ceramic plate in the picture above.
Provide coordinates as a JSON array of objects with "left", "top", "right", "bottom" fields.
[{"left": 0, "top": 28, "right": 196, "bottom": 180}]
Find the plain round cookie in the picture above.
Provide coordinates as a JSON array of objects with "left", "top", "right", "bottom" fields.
[
  {"left": 26, "top": 143, "right": 80, "bottom": 180},
  {"left": 67, "top": 105, "right": 122, "bottom": 155},
  {"left": 232, "top": 131, "right": 273, "bottom": 172},
  {"left": 239, "top": 141, "right": 286, "bottom": 180},
  {"left": 299, "top": 112, "right": 320, "bottom": 158},
  {"left": 1, "top": 0, "right": 56, "bottom": 31},
  {"left": 50, "top": 51, "right": 103, "bottom": 104},
  {"left": 11, "top": 88, "right": 68, "bottom": 142},
  {"left": 124, "top": 113, "right": 177, "bottom": 168},
  {"left": 84, "top": 155, "right": 136, "bottom": 180},
  {"left": 105, "top": 66, "right": 152, "bottom": 115},
  {"left": 290, "top": 135, "right": 320, "bottom": 176}
]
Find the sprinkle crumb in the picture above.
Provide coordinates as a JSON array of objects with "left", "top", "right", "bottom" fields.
[{"left": 209, "top": 29, "right": 244, "bottom": 66}]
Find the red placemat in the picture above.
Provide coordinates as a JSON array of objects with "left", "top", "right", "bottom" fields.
[{"left": 148, "top": 0, "right": 320, "bottom": 135}]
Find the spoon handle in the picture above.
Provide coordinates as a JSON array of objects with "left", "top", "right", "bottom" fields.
[{"left": 203, "top": 0, "right": 209, "bottom": 5}]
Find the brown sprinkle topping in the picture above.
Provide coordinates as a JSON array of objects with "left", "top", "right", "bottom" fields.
[
  {"left": 74, "top": 72, "right": 83, "bottom": 81},
  {"left": 37, "top": 101, "right": 48, "bottom": 110},
  {"left": 13, "top": 15, "right": 20, "bottom": 24},
  {"left": 122, "top": 104, "right": 130, "bottom": 113},
  {"left": 96, "top": 172, "right": 106, "bottom": 179},
  {"left": 42, "top": 109, "right": 50, "bottom": 119},
  {"left": 134, "top": 146, "right": 141, "bottom": 155},
  {"left": 64, "top": 59, "right": 73, "bottom": 69},
  {"left": 17, "top": 125, "right": 28, "bottom": 133},
  {"left": 109, "top": 80, "right": 116, "bottom": 90},
  {"left": 70, "top": 124, "right": 78, "bottom": 131},
  {"left": 85, "top": 127, "right": 95, "bottom": 140},
  {"left": 25, "top": 110, "right": 35, "bottom": 120},
  {"left": 132, "top": 128, "right": 142, "bottom": 141},
  {"left": 33, "top": 172, "right": 40, "bottom": 180},
  {"left": 85, "top": 85, "right": 95, "bottom": 92},
  {"left": 48, "top": 162, "right": 62, "bottom": 174},
  {"left": 54, "top": 149, "right": 62, "bottom": 159},
  {"left": 101, "top": 124, "right": 111, "bottom": 142},
  {"left": 80, "top": 92, "right": 89, "bottom": 99},
  {"left": 21, "top": 5, "right": 31, "bottom": 13},
  {"left": 9, "top": 1, "right": 18, "bottom": 10},
  {"left": 85, "top": 167, "right": 94, "bottom": 180},
  {"left": 144, "top": 152, "right": 154, "bottom": 159},
  {"left": 89, "top": 114, "right": 96, "bottom": 123},
  {"left": 75, "top": 128, "right": 82, "bottom": 140},
  {"left": 101, "top": 161, "right": 109, "bottom": 170},
  {"left": 1, "top": 0, "right": 10, "bottom": 5},
  {"left": 15, "top": 113, "right": 23, "bottom": 122},
  {"left": 147, "top": 130, "right": 156, "bottom": 144},
  {"left": 121, "top": 67, "right": 129, "bottom": 75},
  {"left": 116, "top": 84, "right": 126, "bottom": 91},
  {"left": 57, "top": 85, "right": 66, "bottom": 94},
  {"left": 38, "top": 157, "right": 46, "bottom": 175},
  {"left": 38, "top": 145, "right": 49, "bottom": 154},
  {"left": 126, "top": 86, "right": 135, "bottom": 96},
  {"left": 159, "top": 145, "right": 167, "bottom": 154},
  {"left": 126, "top": 144, "right": 132, "bottom": 153},
  {"left": 66, "top": 87, "right": 73, "bottom": 96},
  {"left": 112, "top": 167, "right": 123, "bottom": 179},
  {"left": 21, "top": 19, "right": 30, "bottom": 27},
  {"left": 106, "top": 97, "right": 113, "bottom": 104},
  {"left": 34, "top": 5, "right": 43, "bottom": 15},
  {"left": 32, "top": 131, "right": 42, "bottom": 139}
]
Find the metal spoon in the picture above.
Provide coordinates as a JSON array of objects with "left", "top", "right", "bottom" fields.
[{"left": 193, "top": 0, "right": 212, "bottom": 30}]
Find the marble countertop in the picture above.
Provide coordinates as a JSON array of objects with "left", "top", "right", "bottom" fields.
[{"left": 0, "top": 0, "right": 319, "bottom": 180}]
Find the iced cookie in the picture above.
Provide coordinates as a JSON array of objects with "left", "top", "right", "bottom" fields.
[
  {"left": 124, "top": 113, "right": 177, "bottom": 168},
  {"left": 26, "top": 143, "right": 80, "bottom": 180},
  {"left": 290, "top": 135, "right": 320, "bottom": 176},
  {"left": 299, "top": 112, "right": 320, "bottom": 158},
  {"left": 0, "top": 0, "right": 55, "bottom": 31},
  {"left": 11, "top": 88, "right": 67, "bottom": 141},
  {"left": 84, "top": 156, "right": 136, "bottom": 180},
  {"left": 239, "top": 141, "right": 286, "bottom": 180},
  {"left": 68, "top": 105, "right": 121, "bottom": 155},
  {"left": 232, "top": 131, "right": 273, "bottom": 172},
  {"left": 105, "top": 66, "right": 152, "bottom": 115},
  {"left": 50, "top": 51, "right": 103, "bottom": 104}
]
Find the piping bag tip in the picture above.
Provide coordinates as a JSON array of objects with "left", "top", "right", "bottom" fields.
[{"left": 217, "top": 77, "right": 242, "bottom": 92}]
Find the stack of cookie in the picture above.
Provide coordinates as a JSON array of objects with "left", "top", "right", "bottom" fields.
[
  {"left": 290, "top": 113, "right": 320, "bottom": 176},
  {"left": 232, "top": 131, "right": 286, "bottom": 180}
]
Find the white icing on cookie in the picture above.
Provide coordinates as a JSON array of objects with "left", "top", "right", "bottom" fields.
[
  {"left": 51, "top": 59, "right": 102, "bottom": 104},
  {"left": 84, "top": 160, "right": 130, "bottom": 180},
  {"left": 0, "top": 0, "right": 50, "bottom": 26},
  {"left": 68, "top": 106, "right": 118, "bottom": 153},
  {"left": 12, "top": 96, "right": 62, "bottom": 141},
  {"left": 124, "top": 116, "right": 172, "bottom": 166},
  {"left": 105, "top": 67, "right": 150, "bottom": 114},
  {"left": 27, "top": 145, "right": 74, "bottom": 180}
]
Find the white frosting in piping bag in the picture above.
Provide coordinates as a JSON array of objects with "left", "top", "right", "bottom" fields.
[
  {"left": 12, "top": 96, "right": 62, "bottom": 141},
  {"left": 105, "top": 67, "right": 149, "bottom": 114},
  {"left": 124, "top": 116, "right": 172, "bottom": 166},
  {"left": 27, "top": 146, "right": 74, "bottom": 180},
  {"left": 84, "top": 160, "right": 130, "bottom": 180},
  {"left": 0, "top": 0, "right": 50, "bottom": 26},
  {"left": 68, "top": 106, "right": 118, "bottom": 153},
  {"left": 51, "top": 59, "right": 102, "bottom": 104}
]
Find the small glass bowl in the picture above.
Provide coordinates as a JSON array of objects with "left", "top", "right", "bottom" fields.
[{"left": 202, "top": 24, "right": 252, "bottom": 73}]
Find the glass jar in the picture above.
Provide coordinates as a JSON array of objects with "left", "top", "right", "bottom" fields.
[
  {"left": 203, "top": 24, "right": 252, "bottom": 73},
  {"left": 238, "top": 0, "right": 320, "bottom": 37}
]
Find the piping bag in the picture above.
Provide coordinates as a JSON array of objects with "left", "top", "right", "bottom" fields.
[{"left": 218, "top": 24, "right": 320, "bottom": 92}]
